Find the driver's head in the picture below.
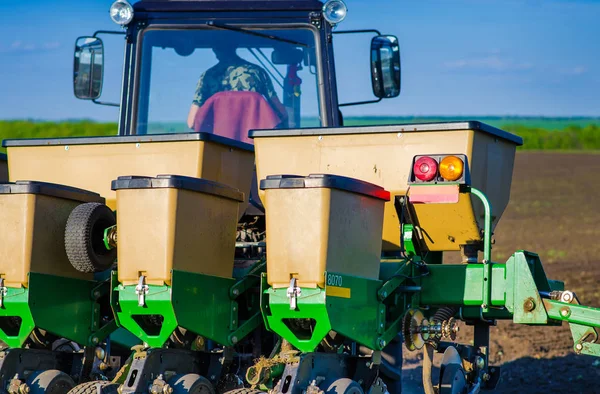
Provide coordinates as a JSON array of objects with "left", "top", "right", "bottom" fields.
[{"left": 212, "top": 44, "right": 238, "bottom": 62}]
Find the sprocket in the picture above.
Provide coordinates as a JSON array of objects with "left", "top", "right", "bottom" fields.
[{"left": 402, "top": 309, "right": 426, "bottom": 351}]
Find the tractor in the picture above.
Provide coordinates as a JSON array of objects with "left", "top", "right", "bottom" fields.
[{"left": 1, "top": 1, "right": 599, "bottom": 394}]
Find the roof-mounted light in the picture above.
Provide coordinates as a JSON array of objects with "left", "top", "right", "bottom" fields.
[
  {"left": 323, "top": 0, "right": 348, "bottom": 26},
  {"left": 110, "top": 0, "right": 134, "bottom": 26}
]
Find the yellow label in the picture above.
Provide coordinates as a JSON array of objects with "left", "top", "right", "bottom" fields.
[{"left": 326, "top": 286, "right": 351, "bottom": 298}]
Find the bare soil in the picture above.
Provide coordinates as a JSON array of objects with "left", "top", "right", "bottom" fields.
[{"left": 402, "top": 152, "right": 600, "bottom": 393}]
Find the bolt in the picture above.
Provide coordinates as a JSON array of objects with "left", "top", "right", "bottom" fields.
[
  {"left": 378, "top": 339, "right": 386, "bottom": 348},
  {"left": 381, "top": 291, "right": 388, "bottom": 298},
  {"left": 575, "top": 343, "right": 583, "bottom": 352},
  {"left": 475, "top": 356, "right": 485, "bottom": 370},
  {"left": 380, "top": 323, "right": 384, "bottom": 329},
  {"left": 233, "top": 289, "right": 239, "bottom": 296},
  {"left": 231, "top": 336, "right": 238, "bottom": 344},
  {"left": 210, "top": 375, "right": 216, "bottom": 381},
  {"left": 523, "top": 297, "right": 536, "bottom": 312},
  {"left": 560, "top": 307, "right": 571, "bottom": 318},
  {"left": 91, "top": 337, "right": 99, "bottom": 344},
  {"left": 365, "top": 362, "right": 371, "bottom": 368},
  {"left": 482, "top": 373, "right": 491, "bottom": 382},
  {"left": 561, "top": 291, "right": 574, "bottom": 304},
  {"left": 93, "top": 291, "right": 101, "bottom": 299},
  {"left": 65, "top": 146, "right": 69, "bottom": 151},
  {"left": 481, "top": 304, "right": 488, "bottom": 309}
]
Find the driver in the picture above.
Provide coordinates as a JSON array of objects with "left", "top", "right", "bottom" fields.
[{"left": 187, "top": 45, "right": 287, "bottom": 129}]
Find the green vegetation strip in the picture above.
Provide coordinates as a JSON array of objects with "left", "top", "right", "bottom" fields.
[{"left": 0, "top": 119, "right": 599, "bottom": 152}]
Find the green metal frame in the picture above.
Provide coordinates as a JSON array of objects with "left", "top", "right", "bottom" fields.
[
  {"left": 0, "top": 273, "right": 116, "bottom": 348},
  {"left": 261, "top": 185, "right": 600, "bottom": 357},
  {"left": 261, "top": 262, "right": 412, "bottom": 353},
  {"left": 112, "top": 262, "right": 265, "bottom": 348},
  {"left": 111, "top": 271, "right": 178, "bottom": 348}
]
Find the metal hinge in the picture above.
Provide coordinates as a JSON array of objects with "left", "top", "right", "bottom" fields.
[
  {"left": 287, "top": 278, "right": 301, "bottom": 310},
  {"left": 135, "top": 275, "right": 149, "bottom": 307},
  {"left": 309, "top": 12, "right": 322, "bottom": 28},
  {"left": 0, "top": 278, "right": 7, "bottom": 308}
]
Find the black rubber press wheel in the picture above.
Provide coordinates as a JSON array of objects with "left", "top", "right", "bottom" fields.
[
  {"left": 325, "top": 379, "right": 364, "bottom": 394},
  {"left": 222, "top": 389, "right": 262, "bottom": 394},
  {"left": 65, "top": 202, "right": 116, "bottom": 273},
  {"left": 67, "top": 381, "right": 119, "bottom": 394},
  {"left": 168, "top": 374, "right": 215, "bottom": 394},
  {"left": 27, "top": 370, "right": 75, "bottom": 394}
]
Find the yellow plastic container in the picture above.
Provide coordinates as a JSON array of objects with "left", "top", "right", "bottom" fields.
[
  {"left": 0, "top": 181, "right": 102, "bottom": 288},
  {"left": 113, "top": 175, "right": 245, "bottom": 286},
  {"left": 261, "top": 174, "right": 390, "bottom": 289},
  {"left": 251, "top": 122, "right": 522, "bottom": 252},
  {"left": 0, "top": 153, "right": 7, "bottom": 182},
  {"left": 4, "top": 133, "right": 254, "bottom": 215}
]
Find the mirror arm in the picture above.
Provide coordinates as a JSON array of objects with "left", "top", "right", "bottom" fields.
[
  {"left": 333, "top": 29, "right": 382, "bottom": 36},
  {"left": 92, "top": 99, "right": 120, "bottom": 107},
  {"left": 338, "top": 98, "right": 382, "bottom": 107},
  {"left": 93, "top": 30, "right": 126, "bottom": 38}
]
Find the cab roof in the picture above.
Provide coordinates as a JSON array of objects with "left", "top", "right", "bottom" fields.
[{"left": 134, "top": 0, "right": 324, "bottom": 12}]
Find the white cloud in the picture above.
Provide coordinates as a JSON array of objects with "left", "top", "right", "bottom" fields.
[
  {"left": 0, "top": 40, "right": 62, "bottom": 53},
  {"left": 43, "top": 42, "right": 61, "bottom": 50},
  {"left": 562, "top": 66, "right": 587, "bottom": 75},
  {"left": 443, "top": 55, "right": 534, "bottom": 72}
]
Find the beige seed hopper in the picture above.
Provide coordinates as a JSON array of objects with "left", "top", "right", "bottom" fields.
[
  {"left": 250, "top": 121, "right": 523, "bottom": 253},
  {"left": 3, "top": 133, "right": 254, "bottom": 214}
]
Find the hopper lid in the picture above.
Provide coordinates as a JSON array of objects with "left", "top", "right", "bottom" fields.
[
  {"left": 260, "top": 173, "right": 390, "bottom": 201},
  {"left": 0, "top": 181, "right": 104, "bottom": 203},
  {"left": 112, "top": 174, "right": 245, "bottom": 202}
]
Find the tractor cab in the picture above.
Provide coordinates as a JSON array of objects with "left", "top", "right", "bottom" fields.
[{"left": 73, "top": 0, "right": 401, "bottom": 138}]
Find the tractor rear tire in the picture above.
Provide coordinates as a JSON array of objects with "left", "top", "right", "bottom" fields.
[
  {"left": 65, "top": 202, "right": 116, "bottom": 273},
  {"left": 27, "top": 370, "right": 75, "bottom": 394},
  {"left": 168, "top": 374, "right": 215, "bottom": 394},
  {"left": 325, "top": 379, "right": 364, "bottom": 394},
  {"left": 67, "top": 381, "right": 119, "bottom": 394}
]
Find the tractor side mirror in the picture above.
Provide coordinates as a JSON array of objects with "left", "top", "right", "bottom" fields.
[
  {"left": 73, "top": 37, "right": 104, "bottom": 100},
  {"left": 370, "top": 35, "right": 401, "bottom": 99}
]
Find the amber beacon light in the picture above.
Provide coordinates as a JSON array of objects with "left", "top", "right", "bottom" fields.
[{"left": 439, "top": 155, "right": 464, "bottom": 181}]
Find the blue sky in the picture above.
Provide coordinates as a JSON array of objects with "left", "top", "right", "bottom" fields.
[{"left": 0, "top": 0, "right": 599, "bottom": 121}]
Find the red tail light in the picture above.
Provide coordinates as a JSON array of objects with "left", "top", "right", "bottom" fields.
[{"left": 413, "top": 156, "right": 438, "bottom": 181}]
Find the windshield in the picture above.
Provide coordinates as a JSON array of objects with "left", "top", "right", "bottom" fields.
[{"left": 135, "top": 26, "right": 322, "bottom": 142}]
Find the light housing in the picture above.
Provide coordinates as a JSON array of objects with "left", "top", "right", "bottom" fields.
[
  {"left": 439, "top": 156, "right": 464, "bottom": 181},
  {"left": 409, "top": 154, "right": 470, "bottom": 185},
  {"left": 322, "top": 0, "right": 348, "bottom": 26},
  {"left": 110, "top": 0, "right": 134, "bottom": 26},
  {"left": 413, "top": 156, "right": 438, "bottom": 182}
]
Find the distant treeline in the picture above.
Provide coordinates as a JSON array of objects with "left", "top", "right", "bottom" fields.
[
  {"left": 502, "top": 124, "right": 600, "bottom": 150},
  {"left": 0, "top": 119, "right": 599, "bottom": 152}
]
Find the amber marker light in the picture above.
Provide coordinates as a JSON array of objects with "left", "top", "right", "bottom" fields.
[{"left": 439, "top": 155, "right": 464, "bottom": 181}]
